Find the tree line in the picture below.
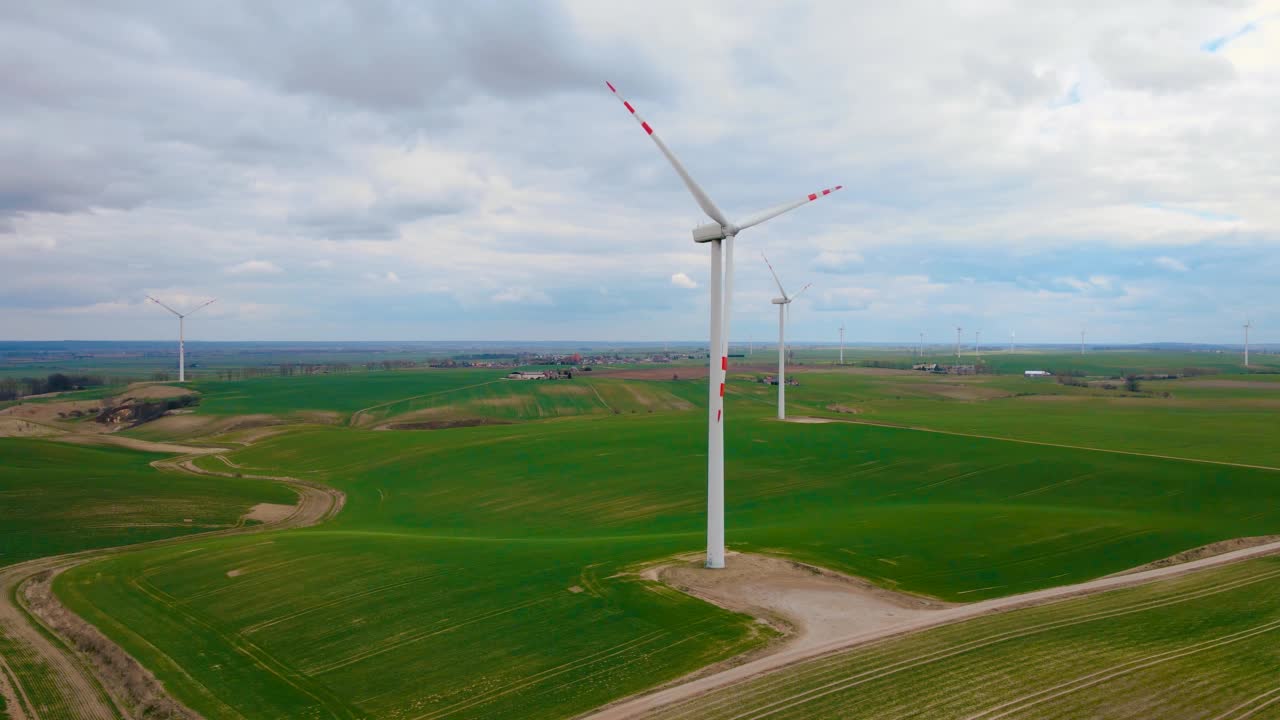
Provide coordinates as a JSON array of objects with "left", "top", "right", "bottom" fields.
[{"left": 0, "top": 373, "right": 107, "bottom": 401}]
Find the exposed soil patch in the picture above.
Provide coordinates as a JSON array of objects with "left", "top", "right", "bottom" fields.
[
  {"left": 381, "top": 417, "right": 513, "bottom": 431},
  {"left": 242, "top": 503, "right": 298, "bottom": 524},
  {"left": 114, "top": 382, "right": 200, "bottom": 401},
  {"left": 0, "top": 399, "right": 108, "bottom": 427},
  {"left": 826, "top": 404, "right": 861, "bottom": 414},
  {"left": 0, "top": 416, "right": 64, "bottom": 437},
  {"left": 783, "top": 417, "right": 837, "bottom": 424},
  {"left": 651, "top": 553, "right": 949, "bottom": 652}
]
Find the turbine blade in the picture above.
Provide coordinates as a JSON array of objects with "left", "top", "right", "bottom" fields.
[
  {"left": 606, "top": 81, "right": 729, "bottom": 228},
  {"left": 187, "top": 298, "right": 217, "bottom": 315},
  {"left": 735, "top": 185, "right": 843, "bottom": 232},
  {"left": 761, "top": 252, "right": 788, "bottom": 299},
  {"left": 146, "top": 296, "right": 182, "bottom": 317},
  {"left": 792, "top": 282, "right": 813, "bottom": 301}
]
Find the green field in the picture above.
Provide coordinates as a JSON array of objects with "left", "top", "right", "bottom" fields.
[
  {"left": 777, "top": 371, "right": 1280, "bottom": 467},
  {"left": 0, "top": 438, "right": 294, "bottom": 567},
  {"left": 2, "top": 349, "right": 1275, "bottom": 719},
  {"left": 649, "top": 554, "right": 1280, "bottom": 719},
  {"left": 56, "top": 374, "right": 1280, "bottom": 719}
]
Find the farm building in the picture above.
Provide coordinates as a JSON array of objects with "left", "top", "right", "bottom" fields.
[
  {"left": 1024, "top": 370, "right": 1052, "bottom": 377},
  {"left": 506, "top": 371, "right": 547, "bottom": 380}
]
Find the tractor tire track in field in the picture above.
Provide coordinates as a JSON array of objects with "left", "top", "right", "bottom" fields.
[
  {"left": 1212, "top": 686, "right": 1280, "bottom": 720},
  {"left": 0, "top": 438, "right": 345, "bottom": 720},
  {"left": 580, "top": 539, "right": 1280, "bottom": 720},
  {"left": 656, "top": 565, "right": 1280, "bottom": 720}
]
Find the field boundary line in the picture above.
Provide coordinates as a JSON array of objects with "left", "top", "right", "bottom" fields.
[{"left": 788, "top": 416, "right": 1280, "bottom": 473}]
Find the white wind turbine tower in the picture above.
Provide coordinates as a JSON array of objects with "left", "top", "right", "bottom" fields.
[
  {"left": 1010, "top": 330, "right": 1015, "bottom": 353},
  {"left": 1244, "top": 320, "right": 1252, "bottom": 367},
  {"left": 147, "top": 296, "right": 216, "bottom": 382},
  {"left": 607, "top": 81, "right": 841, "bottom": 569},
  {"left": 763, "top": 254, "right": 810, "bottom": 422},
  {"left": 838, "top": 322, "right": 845, "bottom": 366}
]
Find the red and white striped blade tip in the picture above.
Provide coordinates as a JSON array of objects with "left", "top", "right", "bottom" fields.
[{"left": 807, "top": 186, "right": 844, "bottom": 201}]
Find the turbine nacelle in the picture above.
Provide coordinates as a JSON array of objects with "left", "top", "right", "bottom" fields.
[
  {"left": 693, "top": 222, "right": 733, "bottom": 243},
  {"left": 771, "top": 297, "right": 788, "bottom": 305}
]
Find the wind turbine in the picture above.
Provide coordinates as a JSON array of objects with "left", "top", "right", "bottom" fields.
[
  {"left": 955, "top": 327, "right": 962, "bottom": 368},
  {"left": 1080, "top": 328, "right": 1086, "bottom": 356},
  {"left": 919, "top": 332, "right": 924, "bottom": 360},
  {"left": 147, "top": 296, "right": 216, "bottom": 382},
  {"left": 838, "top": 322, "right": 845, "bottom": 366},
  {"left": 975, "top": 330, "right": 982, "bottom": 364},
  {"left": 607, "top": 81, "right": 841, "bottom": 569},
  {"left": 763, "top": 254, "right": 810, "bottom": 422},
  {"left": 1010, "top": 330, "right": 1015, "bottom": 353},
  {"left": 1244, "top": 320, "right": 1252, "bottom": 367}
]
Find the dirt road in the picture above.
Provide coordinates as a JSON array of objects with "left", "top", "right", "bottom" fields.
[
  {"left": 582, "top": 539, "right": 1280, "bottom": 719},
  {"left": 0, "top": 439, "right": 344, "bottom": 720}
]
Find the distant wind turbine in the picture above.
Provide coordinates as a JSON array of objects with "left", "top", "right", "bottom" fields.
[
  {"left": 955, "top": 327, "right": 962, "bottom": 368},
  {"left": 1244, "top": 320, "right": 1252, "bottom": 367},
  {"left": 606, "top": 81, "right": 841, "bottom": 569},
  {"left": 764, "top": 253, "right": 810, "bottom": 421},
  {"left": 838, "top": 322, "right": 845, "bottom": 366},
  {"left": 147, "top": 296, "right": 216, "bottom": 382},
  {"left": 1080, "top": 328, "right": 1086, "bottom": 356},
  {"left": 1010, "top": 330, "right": 1015, "bottom": 353}
]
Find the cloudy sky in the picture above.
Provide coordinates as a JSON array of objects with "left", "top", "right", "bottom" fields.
[{"left": 2, "top": 1, "right": 1277, "bottom": 344}]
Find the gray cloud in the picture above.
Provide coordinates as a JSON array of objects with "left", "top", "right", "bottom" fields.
[{"left": 1, "top": 1, "right": 1277, "bottom": 343}]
